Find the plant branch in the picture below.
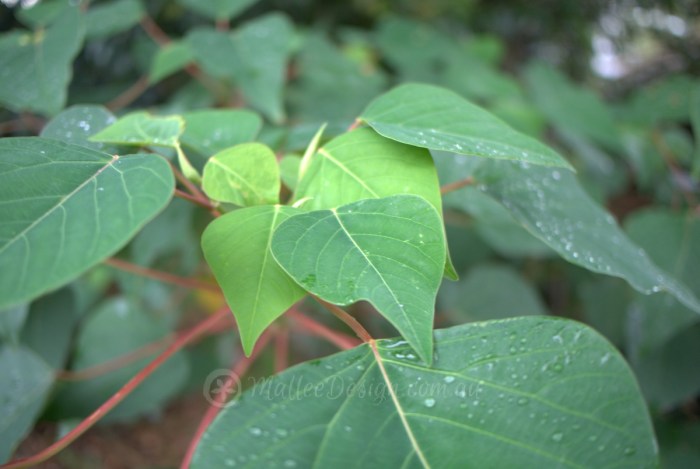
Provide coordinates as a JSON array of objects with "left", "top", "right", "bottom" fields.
[
  {"left": 287, "top": 308, "right": 360, "bottom": 350},
  {"left": 140, "top": 15, "right": 170, "bottom": 46},
  {"left": 347, "top": 118, "right": 362, "bottom": 131},
  {"left": 105, "top": 257, "right": 221, "bottom": 293},
  {"left": 440, "top": 177, "right": 474, "bottom": 195},
  {"left": 1, "top": 308, "right": 231, "bottom": 469},
  {"left": 168, "top": 161, "right": 221, "bottom": 217},
  {"left": 311, "top": 296, "right": 373, "bottom": 343},
  {"left": 179, "top": 330, "right": 273, "bottom": 469},
  {"left": 174, "top": 189, "right": 218, "bottom": 211},
  {"left": 106, "top": 76, "right": 150, "bottom": 112}
]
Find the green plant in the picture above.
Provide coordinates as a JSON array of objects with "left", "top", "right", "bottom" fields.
[{"left": 1, "top": 1, "right": 699, "bottom": 468}]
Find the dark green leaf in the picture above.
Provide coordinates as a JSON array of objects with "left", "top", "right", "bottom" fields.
[
  {"left": 361, "top": 83, "right": 573, "bottom": 169},
  {"left": 40, "top": 105, "right": 117, "bottom": 151},
  {"left": 149, "top": 41, "right": 195, "bottom": 83},
  {"left": 0, "top": 7, "right": 84, "bottom": 115},
  {"left": 176, "top": 0, "right": 259, "bottom": 21},
  {"left": 181, "top": 109, "right": 262, "bottom": 157},
  {"left": 193, "top": 317, "right": 657, "bottom": 468},
  {"left": 0, "top": 345, "right": 53, "bottom": 463},
  {"left": 0, "top": 304, "right": 28, "bottom": 345},
  {"left": 85, "top": 0, "right": 144, "bottom": 39},
  {"left": 0, "top": 138, "right": 174, "bottom": 309}
]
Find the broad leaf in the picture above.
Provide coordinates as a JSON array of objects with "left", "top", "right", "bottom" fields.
[
  {"left": 90, "top": 111, "right": 183, "bottom": 147},
  {"left": 48, "top": 297, "right": 189, "bottom": 423},
  {"left": 186, "top": 28, "right": 237, "bottom": 78},
  {"left": 295, "top": 128, "right": 442, "bottom": 211},
  {"left": 0, "top": 304, "right": 28, "bottom": 345},
  {"left": 85, "top": 0, "right": 144, "bottom": 39},
  {"left": 0, "top": 6, "right": 84, "bottom": 115},
  {"left": 272, "top": 195, "right": 446, "bottom": 363},
  {"left": 0, "top": 345, "right": 53, "bottom": 464},
  {"left": 279, "top": 155, "right": 301, "bottom": 191},
  {"left": 229, "top": 13, "right": 293, "bottom": 123},
  {"left": 40, "top": 105, "right": 117, "bottom": 151},
  {"left": 692, "top": 85, "right": 700, "bottom": 180},
  {"left": 294, "top": 128, "right": 457, "bottom": 279},
  {"left": 0, "top": 138, "right": 174, "bottom": 309},
  {"left": 360, "top": 83, "right": 573, "bottom": 170},
  {"left": 202, "top": 143, "right": 280, "bottom": 206},
  {"left": 177, "top": 0, "right": 259, "bottom": 20},
  {"left": 193, "top": 317, "right": 657, "bottom": 468},
  {"left": 149, "top": 41, "right": 195, "bottom": 83},
  {"left": 440, "top": 153, "right": 700, "bottom": 314},
  {"left": 181, "top": 109, "right": 262, "bottom": 157},
  {"left": 202, "top": 205, "right": 306, "bottom": 355}
]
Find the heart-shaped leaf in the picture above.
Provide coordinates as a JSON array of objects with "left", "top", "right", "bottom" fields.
[
  {"left": 202, "top": 205, "right": 306, "bottom": 355},
  {"left": 177, "top": 0, "right": 259, "bottom": 21},
  {"left": 149, "top": 41, "right": 195, "bottom": 84},
  {"left": 272, "top": 195, "right": 446, "bottom": 363},
  {"left": 180, "top": 109, "right": 262, "bottom": 157},
  {"left": 294, "top": 127, "right": 457, "bottom": 279},
  {"left": 193, "top": 317, "right": 657, "bottom": 468},
  {"left": 0, "top": 138, "right": 174, "bottom": 309},
  {"left": 360, "top": 83, "right": 573, "bottom": 170},
  {"left": 202, "top": 143, "right": 280, "bottom": 206}
]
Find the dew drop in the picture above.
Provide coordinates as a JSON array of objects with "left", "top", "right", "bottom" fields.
[
  {"left": 551, "top": 432, "right": 564, "bottom": 442},
  {"left": 284, "top": 460, "right": 297, "bottom": 468},
  {"left": 423, "top": 398, "right": 436, "bottom": 408},
  {"left": 249, "top": 427, "right": 262, "bottom": 436},
  {"left": 624, "top": 446, "right": 636, "bottom": 456},
  {"left": 443, "top": 376, "right": 455, "bottom": 384},
  {"left": 517, "top": 398, "right": 529, "bottom": 406}
]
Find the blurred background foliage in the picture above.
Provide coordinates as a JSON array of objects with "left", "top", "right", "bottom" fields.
[{"left": 1, "top": 0, "right": 699, "bottom": 467}]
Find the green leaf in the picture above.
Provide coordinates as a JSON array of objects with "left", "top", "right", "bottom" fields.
[
  {"left": 361, "top": 83, "right": 573, "bottom": 170},
  {"left": 439, "top": 264, "right": 546, "bottom": 321},
  {"left": 0, "top": 6, "right": 84, "bottom": 115},
  {"left": 442, "top": 153, "right": 700, "bottom": 314},
  {"left": 0, "top": 304, "right": 28, "bottom": 345},
  {"left": 85, "top": 0, "right": 144, "bottom": 39},
  {"left": 293, "top": 128, "right": 456, "bottom": 278},
  {"left": 16, "top": 0, "right": 67, "bottom": 28},
  {"left": 279, "top": 154, "right": 301, "bottom": 191},
  {"left": 193, "top": 317, "right": 657, "bottom": 468},
  {"left": 0, "top": 138, "right": 174, "bottom": 309},
  {"left": 176, "top": 0, "right": 259, "bottom": 21},
  {"left": 185, "top": 27, "right": 237, "bottom": 78},
  {"left": 20, "top": 287, "right": 80, "bottom": 369},
  {"left": 524, "top": 62, "right": 621, "bottom": 152},
  {"left": 202, "top": 205, "right": 306, "bottom": 355},
  {"left": 90, "top": 111, "right": 183, "bottom": 148},
  {"left": 40, "top": 105, "right": 117, "bottom": 151},
  {"left": 180, "top": 109, "right": 262, "bottom": 157},
  {"left": 0, "top": 345, "right": 53, "bottom": 464},
  {"left": 149, "top": 41, "right": 195, "bottom": 84},
  {"left": 272, "top": 195, "right": 446, "bottom": 364},
  {"left": 295, "top": 128, "right": 442, "bottom": 211},
  {"left": 691, "top": 85, "right": 700, "bottom": 180},
  {"left": 48, "top": 297, "right": 189, "bottom": 423},
  {"left": 202, "top": 143, "right": 280, "bottom": 206},
  {"left": 230, "top": 13, "right": 293, "bottom": 123}
]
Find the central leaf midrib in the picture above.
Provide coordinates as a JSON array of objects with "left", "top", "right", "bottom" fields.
[
  {"left": 318, "top": 148, "right": 379, "bottom": 197},
  {"left": 246, "top": 206, "right": 280, "bottom": 337},
  {"left": 0, "top": 155, "right": 119, "bottom": 257},
  {"left": 330, "top": 209, "right": 419, "bottom": 345}
]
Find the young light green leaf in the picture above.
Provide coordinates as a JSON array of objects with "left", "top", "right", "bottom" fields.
[
  {"left": 193, "top": 317, "right": 657, "bottom": 468},
  {"left": 298, "top": 123, "right": 326, "bottom": 180},
  {"left": 0, "top": 345, "right": 53, "bottom": 464},
  {"left": 202, "top": 143, "right": 280, "bottom": 206},
  {"left": 441, "top": 153, "right": 700, "bottom": 314},
  {"left": 176, "top": 0, "right": 259, "bottom": 21},
  {"left": 89, "top": 111, "right": 184, "bottom": 148},
  {"left": 272, "top": 195, "right": 446, "bottom": 364},
  {"left": 180, "top": 109, "right": 262, "bottom": 156},
  {"left": 85, "top": 0, "right": 144, "bottom": 39},
  {"left": 360, "top": 83, "right": 573, "bottom": 170},
  {"left": 0, "top": 138, "right": 174, "bottom": 310},
  {"left": 202, "top": 205, "right": 306, "bottom": 355},
  {"left": 149, "top": 41, "right": 195, "bottom": 84},
  {"left": 279, "top": 154, "right": 301, "bottom": 191},
  {"left": 0, "top": 6, "right": 84, "bottom": 116}
]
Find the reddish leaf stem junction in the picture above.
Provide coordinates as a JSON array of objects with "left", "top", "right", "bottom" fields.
[
  {"left": 311, "top": 296, "right": 373, "bottom": 344},
  {"left": 287, "top": 308, "right": 361, "bottom": 350},
  {"left": 179, "top": 331, "right": 273, "bottom": 469},
  {"left": 1, "top": 308, "right": 231, "bottom": 469}
]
